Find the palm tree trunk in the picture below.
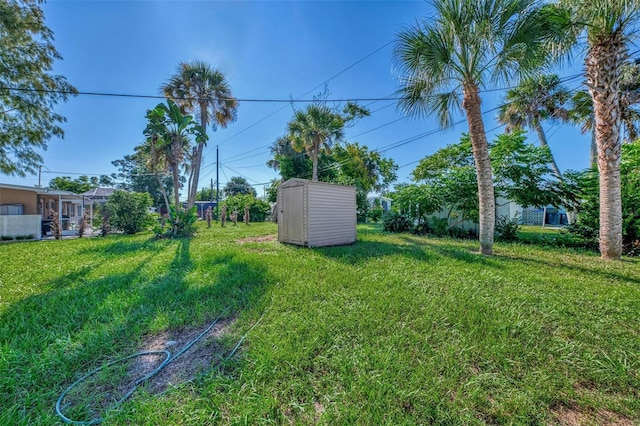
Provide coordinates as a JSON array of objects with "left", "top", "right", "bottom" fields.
[
  {"left": 187, "top": 102, "right": 209, "bottom": 208},
  {"left": 533, "top": 119, "right": 563, "bottom": 180},
  {"left": 156, "top": 174, "right": 171, "bottom": 215},
  {"left": 586, "top": 39, "right": 624, "bottom": 260},
  {"left": 463, "top": 83, "right": 495, "bottom": 255}
]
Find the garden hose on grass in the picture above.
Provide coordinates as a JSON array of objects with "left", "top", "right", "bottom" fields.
[{"left": 55, "top": 307, "right": 263, "bottom": 425}]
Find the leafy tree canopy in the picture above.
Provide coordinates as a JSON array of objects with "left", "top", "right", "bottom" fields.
[
  {"left": 48, "top": 174, "right": 113, "bottom": 194},
  {"left": 223, "top": 176, "right": 256, "bottom": 197},
  {"left": 111, "top": 153, "right": 174, "bottom": 210},
  {"left": 0, "top": 0, "right": 77, "bottom": 176}
]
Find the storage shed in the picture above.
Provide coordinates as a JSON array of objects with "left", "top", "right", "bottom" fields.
[{"left": 277, "top": 178, "right": 356, "bottom": 247}]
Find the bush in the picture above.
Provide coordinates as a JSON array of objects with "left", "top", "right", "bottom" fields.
[
  {"left": 367, "top": 205, "right": 384, "bottom": 223},
  {"left": 170, "top": 206, "right": 198, "bottom": 237},
  {"left": 222, "top": 194, "right": 270, "bottom": 222},
  {"left": 1, "top": 235, "right": 13, "bottom": 241},
  {"left": 382, "top": 211, "right": 413, "bottom": 233},
  {"left": 495, "top": 214, "right": 520, "bottom": 242},
  {"left": 104, "top": 190, "right": 153, "bottom": 235}
]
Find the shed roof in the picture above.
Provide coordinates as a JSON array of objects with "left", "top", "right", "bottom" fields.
[{"left": 280, "top": 178, "right": 354, "bottom": 190}]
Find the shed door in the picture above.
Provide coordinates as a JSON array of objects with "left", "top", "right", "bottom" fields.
[{"left": 282, "top": 186, "right": 304, "bottom": 243}]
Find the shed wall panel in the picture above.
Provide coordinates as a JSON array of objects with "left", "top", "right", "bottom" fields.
[{"left": 307, "top": 184, "right": 356, "bottom": 247}]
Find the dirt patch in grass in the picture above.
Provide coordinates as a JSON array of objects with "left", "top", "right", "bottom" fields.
[
  {"left": 549, "top": 404, "right": 634, "bottom": 425},
  {"left": 58, "top": 317, "right": 234, "bottom": 423},
  {"left": 236, "top": 234, "right": 276, "bottom": 244},
  {"left": 133, "top": 317, "right": 234, "bottom": 394}
]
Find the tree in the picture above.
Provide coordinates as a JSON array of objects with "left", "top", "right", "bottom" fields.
[
  {"left": 394, "top": 0, "right": 548, "bottom": 255},
  {"left": 104, "top": 190, "right": 153, "bottom": 235},
  {"left": 195, "top": 187, "right": 218, "bottom": 202},
  {"left": 288, "top": 104, "right": 345, "bottom": 182},
  {"left": 547, "top": 0, "right": 640, "bottom": 259},
  {"left": 498, "top": 75, "right": 570, "bottom": 180},
  {"left": 0, "top": 0, "right": 77, "bottom": 176},
  {"left": 268, "top": 135, "right": 337, "bottom": 182},
  {"left": 287, "top": 102, "right": 369, "bottom": 182},
  {"left": 161, "top": 61, "right": 238, "bottom": 207},
  {"left": 143, "top": 100, "right": 206, "bottom": 225},
  {"left": 48, "top": 175, "right": 111, "bottom": 194},
  {"left": 223, "top": 176, "right": 256, "bottom": 197},
  {"left": 111, "top": 153, "right": 174, "bottom": 212},
  {"left": 406, "top": 131, "right": 561, "bottom": 231}
]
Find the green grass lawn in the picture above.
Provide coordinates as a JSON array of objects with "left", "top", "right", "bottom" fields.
[{"left": 1, "top": 222, "right": 639, "bottom": 424}]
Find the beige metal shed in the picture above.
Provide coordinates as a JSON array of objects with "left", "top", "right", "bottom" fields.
[{"left": 277, "top": 178, "right": 356, "bottom": 247}]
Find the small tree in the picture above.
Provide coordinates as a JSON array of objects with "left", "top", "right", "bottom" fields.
[
  {"left": 77, "top": 211, "right": 89, "bottom": 238},
  {"left": 49, "top": 211, "right": 62, "bottom": 240},
  {"left": 104, "top": 190, "right": 153, "bottom": 234}
]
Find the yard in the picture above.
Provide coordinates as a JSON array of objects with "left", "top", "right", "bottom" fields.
[{"left": 1, "top": 222, "right": 639, "bottom": 425}]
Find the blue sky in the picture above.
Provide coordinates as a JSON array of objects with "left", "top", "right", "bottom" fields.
[{"left": 2, "top": 0, "right": 593, "bottom": 195}]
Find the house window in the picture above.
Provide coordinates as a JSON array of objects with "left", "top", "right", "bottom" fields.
[{"left": 0, "top": 204, "right": 24, "bottom": 215}]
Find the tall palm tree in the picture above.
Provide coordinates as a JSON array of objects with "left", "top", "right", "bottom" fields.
[
  {"left": 498, "top": 75, "right": 569, "bottom": 180},
  {"left": 288, "top": 104, "right": 344, "bottom": 181},
  {"left": 143, "top": 100, "right": 206, "bottom": 221},
  {"left": 394, "top": 0, "right": 548, "bottom": 255},
  {"left": 549, "top": 0, "right": 640, "bottom": 259},
  {"left": 161, "top": 61, "right": 238, "bottom": 208}
]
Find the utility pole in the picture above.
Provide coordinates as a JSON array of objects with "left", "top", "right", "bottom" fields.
[
  {"left": 38, "top": 165, "right": 42, "bottom": 187},
  {"left": 216, "top": 145, "right": 220, "bottom": 220}
]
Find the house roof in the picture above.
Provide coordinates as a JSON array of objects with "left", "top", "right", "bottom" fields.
[
  {"left": 0, "top": 182, "right": 78, "bottom": 196},
  {"left": 81, "top": 187, "right": 117, "bottom": 197}
]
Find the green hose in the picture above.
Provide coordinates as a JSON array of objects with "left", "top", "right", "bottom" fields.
[{"left": 56, "top": 307, "right": 232, "bottom": 425}]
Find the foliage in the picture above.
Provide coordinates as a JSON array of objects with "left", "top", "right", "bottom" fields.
[
  {"left": 381, "top": 210, "right": 413, "bottom": 233},
  {"left": 495, "top": 214, "right": 520, "bottom": 242},
  {"left": 265, "top": 179, "right": 280, "bottom": 204},
  {"left": 77, "top": 212, "right": 88, "bottom": 238},
  {"left": 142, "top": 99, "right": 207, "bottom": 214},
  {"left": 223, "top": 176, "right": 257, "bottom": 197},
  {"left": 111, "top": 153, "right": 174, "bottom": 211},
  {"left": 565, "top": 143, "right": 640, "bottom": 255},
  {"left": 49, "top": 211, "right": 62, "bottom": 240},
  {"left": 333, "top": 142, "right": 398, "bottom": 194},
  {"left": 161, "top": 61, "right": 238, "bottom": 207},
  {"left": 104, "top": 190, "right": 153, "bottom": 235},
  {"left": 48, "top": 175, "right": 113, "bottom": 194},
  {"left": 222, "top": 194, "right": 270, "bottom": 222},
  {"left": 0, "top": 0, "right": 77, "bottom": 176},
  {"left": 406, "top": 131, "right": 562, "bottom": 231},
  {"left": 195, "top": 186, "right": 218, "bottom": 202},
  {"left": 168, "top": 205, "right": 198, "bottom": 237},
  {"left": 367, "top": 199, "right": 384, "bottom": 223}
]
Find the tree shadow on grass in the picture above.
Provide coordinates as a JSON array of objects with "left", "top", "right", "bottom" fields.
[
  {"left": 496, "top": 252, "right": 640, "bottom": 286},
  {"left": 313, "top": 238, "right": 434, "bottom": 265},
  {"left": 0, "top": 236, "right": 271, "bottom": 425}
]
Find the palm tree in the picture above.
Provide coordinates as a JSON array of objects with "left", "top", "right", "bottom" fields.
[
  {"left": 548, "top": 0, "right": 640, "bottom": 259},
  {"left": 288, "top": 104, "right": 344, "bottom": 181},
  {"left": 394, "top": 0, "right": 548, "bottom": 255},
  {"left": 143, "top": 100, "right": 206, "bottom": 220},
  {"left": 498, "top": 75, "right": 569, "bottom": 180},
  {"left": 161, "top": 61, "right": 238, "bottom": 208}
]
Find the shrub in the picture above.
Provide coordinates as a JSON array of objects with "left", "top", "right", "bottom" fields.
[
  {"left": 382, "top": 211, "right": 413, "bottom": 233},
  {"left": 169, "top": 206, "right": 198, "bottom": 237},
  {"left": 1, "top": 235, "right": 13, "bottom": 241},
  {"left": 495, "top": 214, "right": 520, "bottom": 242},
  {"left": 222, "top": 194, "right": 270, "bottom": 222},
  {"left": 367, "top": 205, "right": 384, "bottom": 223},
  {"left": 428, "top": 217, "right": 450, "bottom": 237},
  {"left": 104, "top": 190, "right": 153, "bottom": 235},
  {"left": 50, "top": 211, "right": 62, "bottom": 240},
  {"left": 77, "top": 211, "right": 89, "bottom": 238}
]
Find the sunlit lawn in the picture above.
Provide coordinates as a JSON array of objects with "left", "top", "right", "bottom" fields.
[{"left": 1, "top": 222, "right": 639, "bottom": 424}]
